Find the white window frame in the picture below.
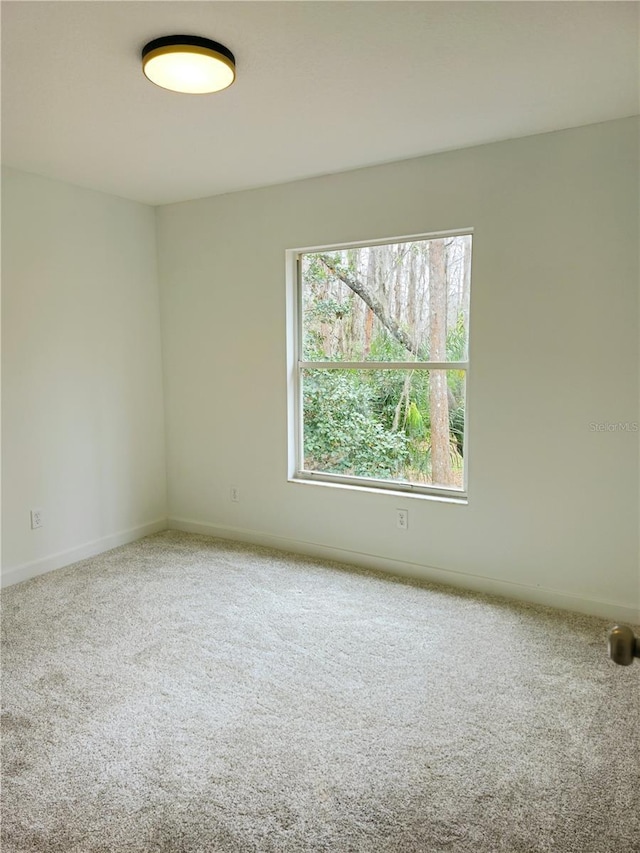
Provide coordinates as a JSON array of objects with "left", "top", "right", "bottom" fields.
[{"left": 286, "top": 229, "right": 472, "bottom": 501}]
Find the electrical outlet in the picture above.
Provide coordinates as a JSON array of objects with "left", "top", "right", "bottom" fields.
[
  {"left": 396, "top": 509, "right": 408, "bottom": 531},
  {"left": 30, "top": 509, "right": 43, "bottom": 530},
  {"left": 230, "top": 486, "right": 240, "bottom": 503}
]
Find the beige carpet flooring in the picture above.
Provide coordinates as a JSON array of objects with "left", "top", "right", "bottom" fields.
[{"left": 2, "top": 531, "right": 639, "bottom": 852}]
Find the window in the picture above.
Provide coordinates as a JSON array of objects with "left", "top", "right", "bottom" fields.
[{"left": 288, "top": 231, "right": 472, "bottom": 499}]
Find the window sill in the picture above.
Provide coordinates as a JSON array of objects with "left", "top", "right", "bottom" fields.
[{"left": 288, "top": 475, "right": 468, "bottom": 505}]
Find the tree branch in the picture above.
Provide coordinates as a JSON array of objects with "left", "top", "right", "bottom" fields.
[{"left": 317, "top": 254, "right": 423, "bottom": 358}]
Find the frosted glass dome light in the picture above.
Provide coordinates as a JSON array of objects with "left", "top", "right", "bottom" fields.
[{"left": 142, "top": 35, "right": 236, "bottom": 94}]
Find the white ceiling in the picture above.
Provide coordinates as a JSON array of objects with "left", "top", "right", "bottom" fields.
[{"left": 2, "top": 1, "right": 638, "bottom": 206}]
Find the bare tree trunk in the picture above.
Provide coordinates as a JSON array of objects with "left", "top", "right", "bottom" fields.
[
  {"left": 461, "top": 235, "right": 471, "bottom": 350},
  {"left": 417, "top": 243, "right": 429, "bottom": 350},
  {"left": 363, "top": 308, "right": 374, "bottom": 357},
  {"left": 391, "top": 372, "right": 413, "bottom": 432},
  {"left": 428, "top": 239, "right": 452, "bottom": 485},
  {"left": 407, "top": 245, "right": 417, "bottom": 342},
  {"left": 393, "top": 245, "right": 403, "bottom": 325},
  {"left": 361, "top": 249, "right": 377, "bottom": 357}
]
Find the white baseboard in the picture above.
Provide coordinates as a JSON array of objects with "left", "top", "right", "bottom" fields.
[
  {"left": 169, "top": 517, "right": 640, "bottom": 625},
  {"left": 1, "top": 518, "right": 169, "bottom": 588}
]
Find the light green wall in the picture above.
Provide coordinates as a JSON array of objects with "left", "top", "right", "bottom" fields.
[
  {"left": 157, "top": 118, "right": 639, "bottom": 621},
  {"left": 2, "top": 168, "right": 168, "bottom": 580}
]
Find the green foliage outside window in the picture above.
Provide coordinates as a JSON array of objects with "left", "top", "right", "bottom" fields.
[
  {"left": 303, "top": 370, "right": 409, "bottom": 479},
  {"left": 300, "top": 237, "right": 470, "bottom": 489}
]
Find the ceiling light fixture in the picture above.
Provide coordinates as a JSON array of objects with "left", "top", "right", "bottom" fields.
[{"left": 141, "top": 35, "right": 236, "bottom": 94}]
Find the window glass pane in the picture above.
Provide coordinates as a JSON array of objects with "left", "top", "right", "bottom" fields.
[
  {"left": 301, "top": 235, "right": 471, "bottom": 362},
  {"left": 301, "top": 369, "right": 465, "bottom": 490}
]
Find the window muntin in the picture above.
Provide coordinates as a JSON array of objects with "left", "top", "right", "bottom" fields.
[{"left": 294, "top": 232, "right": 471, "bottom": 498}]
